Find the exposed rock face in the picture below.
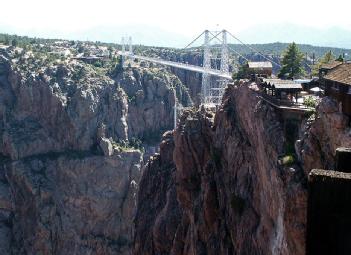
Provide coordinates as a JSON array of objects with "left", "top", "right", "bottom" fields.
[
  {"left": 134, "top": 131, "right": 182, "bottom": 254},
  {"left": 170, "top": 69, "right": 202, "bottom": 105},
  {"left": 0, "top": 164, "right": 11, "bottom": 255},
  {"left": 0, "top": 48, "right": 175, "bottom": 254},
  {"left": 115, "top": 67, "right": 192, "bottom": 141},
  {"left": 0, "top": 53, "right": 129, "bottom": 160},
  {"left": 138, "top": 48, "right": 211, "bottom": 104},
  {"left": 135, "top": 83, "right": 308, "bottom": 254},
  {"left": 5, "top": 151, "right": 141, "bottom": 254},
  {"left": 298, "top": 97, "right": 351, "bottom": 174}
]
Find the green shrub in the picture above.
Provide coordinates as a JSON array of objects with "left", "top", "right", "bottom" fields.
[
  {"left": 303, "top": 96, "right": 317, "bottom": 108},
  {"left": 127, "top": 94, "right": 137, "bottom": 103},
  {"left": 232, "top": 62, "right": 249, "bottom": 80},
  {"left": 93, "top": 60, "right": 103, "bottom": 68},
  {"left": 281, "top": 155, "right": 294, "bottom": 165},
  {"left": 128, "top": 137, "right": 144, "bottom": 152},
  {"left": 112, "top": 138, "right": 144, "bottom": 153}
]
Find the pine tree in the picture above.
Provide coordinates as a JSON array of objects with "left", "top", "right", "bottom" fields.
[
  {"left": 323, "top": 50, "right": 335, "bottom": 63},
  {"left": 233, "top": 62, "right": 249, "bottom": 79},
  {"left": 311, "top": 51, "right": 336, "bottom": 76},
  {"left": 336, "top": 54, "right": 344, "bottom": 62},
  {"left": 278, "top": 42, "right": 305, "bottom": 79},
  {"left": 11, "top": 38, "right": 18, "bottom": 47}
]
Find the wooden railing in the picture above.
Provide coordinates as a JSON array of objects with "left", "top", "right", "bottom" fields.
[{"left": 259, "top": 91, "right": 308, "bottom": 109}]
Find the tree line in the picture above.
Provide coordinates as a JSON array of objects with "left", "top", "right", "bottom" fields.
[{"left": 234, "top": 42, "right": 345, "bottom": 79}]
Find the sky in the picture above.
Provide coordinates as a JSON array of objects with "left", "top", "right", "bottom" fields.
[{"left": 1, "top": 0, "right": 351, "bottom": 47}]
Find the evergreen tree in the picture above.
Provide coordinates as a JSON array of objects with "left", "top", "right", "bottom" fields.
[
  {"left": 11, "top": 38, "right": 18, "bottom": 47},
  {"left": 278, "top": 42, "right": 305, "bottom": 79},
  {"left": 323, "top": 50, "right": 335, "bottom": 63},
  {"left": 233, "top": 62, "right": 249, "bottom": 79},
  {"left": 336, "top": 54, "right": 344, "bottom": 62},
  {"left": 311, "top": 50, "right": 336, "bottom": 76}
]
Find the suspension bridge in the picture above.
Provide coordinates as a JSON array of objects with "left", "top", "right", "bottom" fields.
[
  {"left": 119, "top": 29, "right": 279, "bottom": 105},
  {"left": 118, "top": 29, "right": 278, "bottom": 127}
]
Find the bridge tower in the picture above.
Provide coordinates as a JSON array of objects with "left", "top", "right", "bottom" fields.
[
  {"left": 215, "top": 30, "right": 229, "bottom": 105},
  {"left": 128, "top": 36, "right": 133, "bottom": 55},
  {"left": 120, "top": 36, "right": 133, "bottom": 67},
  {"left": 202, "top": 29, "right": 230, "bottom": 105},
  {"left": 121, "top": 37, "right": 126, "bottom": 67},
  {"left": 201, "top": 30, "right": 211, "bottom": 105},
  {"left": 221, "top": 30, "right": 229, "bottom": 73}
]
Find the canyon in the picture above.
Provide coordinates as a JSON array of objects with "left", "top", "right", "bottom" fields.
[
  {"left": 0, "top": 46, "right": 190, "bottom": 254},
  {"left": 0, "top": 43, "right": 350, "bottom": 255}
]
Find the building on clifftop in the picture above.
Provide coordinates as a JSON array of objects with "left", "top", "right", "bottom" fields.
[
  {"left": 319, "top": 60, "right": 343, "bottom": 79},
  {"left": 322, "top": 63, "right": 351, "bottom": 116},
  {"left": 247, "top": 61, "right": 273, "bottom": 79}
]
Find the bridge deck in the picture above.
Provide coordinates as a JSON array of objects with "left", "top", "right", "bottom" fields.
[{"left": 118, "top": 52, "right": 232, "bottom": 80}]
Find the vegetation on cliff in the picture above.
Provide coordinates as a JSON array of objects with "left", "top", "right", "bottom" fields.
[{"left": 278, "top": 42, "right": 305, "bottom": 79}]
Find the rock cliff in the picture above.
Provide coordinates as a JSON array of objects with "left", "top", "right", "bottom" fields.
[
  {"left": 2, "top": 42, "right": 351, "bottom": 255},
  {"left": 134, "top": 81, "right": 351, "bottom": 255},
  {"left": 0, "top": 46, "right": 188, "bottom": 254},
  {"left": 114, "top": 66, "right": 192, "bottom": 141},
  {"left": 135, "top": 82, "right": 307, "bottom": 254},
  {"left": 297, "top": 97, "right": 351, "bottom": 174}
]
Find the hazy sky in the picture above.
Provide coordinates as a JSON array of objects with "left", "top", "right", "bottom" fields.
[{"left": 1, "top": 0, "right": 351, "bottom": 46}]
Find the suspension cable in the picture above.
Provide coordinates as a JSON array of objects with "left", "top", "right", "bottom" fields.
[
  {"left": 227, "top": 31, "right": 281, "bottom": 67},
  {"left": 182, "top": 29, "right": 273, "bottom": 67},
  {"left": 228, "top": 47, "right": 250, "bottom": 62},
  {"left": 208, "top": 31, "right": 223, "bottom": 45},
  {"left": 182, "top": 31, "right": 206, "bottom": 50},
  {"left": 208, "top": 31, "right": 250, "bottom": 62}
]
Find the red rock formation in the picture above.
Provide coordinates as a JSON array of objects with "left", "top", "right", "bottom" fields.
[
  {"left": 134, "top": 131, "right": 182, "bottom": 254},
  {"left": 0, "top": 47, "right": 184, "bottom": 254},
  {"left": 297, "top": 97, "right": 351, "bottom": 174},
  {"left": 135, "top": 82, "right": 308, "bottom": 254}
]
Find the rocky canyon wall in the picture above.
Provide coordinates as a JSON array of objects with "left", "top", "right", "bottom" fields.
[
  {"left": 135, "top": 82, "right": 307, "bottom": 254},
  {"left": 135, "top": 81, "right": 351, "bottom": 255},
  {"left": 0, "top": 47, "right": 189, "bottom": 254}
]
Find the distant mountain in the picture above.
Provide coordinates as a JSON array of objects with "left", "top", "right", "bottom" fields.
[
  {"left": 65, "top": 25, "right": 194, "bottom": 48},
  {"left": 1, "top": 25, "right": 351, "bottom": 61},
  {"left": 237, "top": 23, "right": 351, "bottom": 49},
  {"left": 228, "top": 42, "right": 351, "bottom": 59},
  {"left": 59, "top": 23, "right": 351, "bottom": 50},
  {"left": 1, "top": 23, "right": 351, "bottom": 50},
  {"left": 0, "top": 24, "right": 192, "bottom": 48}
]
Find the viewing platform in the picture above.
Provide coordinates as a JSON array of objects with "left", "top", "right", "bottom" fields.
[
  {"left": 258, "top": 92, "right": 314, "bottom": 113},
  {"left": 255, "top": 77, "right": 316, "bottom": 113}
]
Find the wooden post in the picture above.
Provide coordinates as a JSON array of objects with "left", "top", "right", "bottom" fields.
[
  {"left": 307, "top": 148, "right": 351, "bottom": 255},
  {"left": 307, "top": 170, "right": 351, "bottom": 255},
  {"left": 336, "top": 147, "right": 351, "bottom": 172}
]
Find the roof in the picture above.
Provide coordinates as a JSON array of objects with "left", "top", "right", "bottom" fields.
[
  {"left": 294, "top": 79, "right": 312, "bottom": 84},
  {"left": 273, "top": 83, "right": 302, "bottom": 90},
  {"left": 324, "top": 63, "right": 351, "bottom": 86},
  {"left": 262, "top": 78, "right": 302, "bottom": 90},
  {"left": 248, "top": 61, "right": 273, "bottom": 69},
  {"left": 320, "top": 61, "right": 342, "bottom": 70}
]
